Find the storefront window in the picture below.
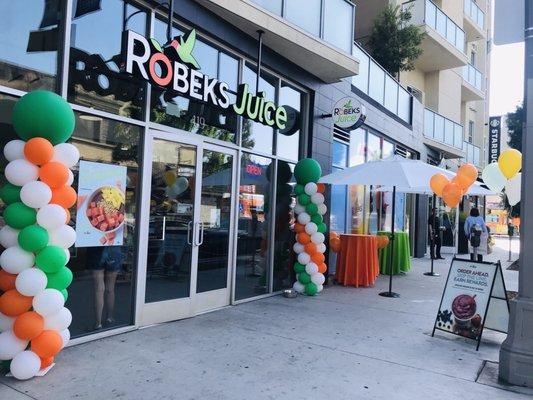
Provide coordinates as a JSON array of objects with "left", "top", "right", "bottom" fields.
[
  {"left": 273, "top": 161, "right": 295, "bottom": 292},
  {"left": 235, "top": 154, "right": 272, "bottom": 300},
  {"left": 332, "top": 140, "right": 348, "bottom": 167},
  {"left": 330, "top": 168, "right": 347, "bottom": 234},
  {"left": 0, "top": 1, "right": 61, "bottom": 92},
  {"left": 68, "top": 0, "right": 147, "bottom": 119},
  {"left": 349, "top": 128, "right": 366, "bottom": 166},
  {"left": 277, "top": 83, "right": 302, "bottom": 161},
  {"left": 382, "top": 139, "right": 394, "bottom": 159}
]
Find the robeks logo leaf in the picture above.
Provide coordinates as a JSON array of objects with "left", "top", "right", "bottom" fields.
[
  {"left": 343, "top": 99, "right": 352, "bottom": 109},
  {"left": 149, "top": 29, "right": 201, "bottom": 69}
]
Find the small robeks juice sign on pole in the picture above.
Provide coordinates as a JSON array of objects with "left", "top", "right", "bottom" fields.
[{"left": 0, "top": 91, "right": 79, "bottom": 380}]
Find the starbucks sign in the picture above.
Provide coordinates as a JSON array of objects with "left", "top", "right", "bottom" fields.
[{"left": 332, "top": 96, "right": 366, "bottom": 130}]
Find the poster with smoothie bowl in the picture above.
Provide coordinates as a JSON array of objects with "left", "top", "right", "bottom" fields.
[
  {"left": 434, "top": 259, "right": 497, "bottom": 341},
  {"left": 75, "top": 161, "right": 127, "bottom": 247}
]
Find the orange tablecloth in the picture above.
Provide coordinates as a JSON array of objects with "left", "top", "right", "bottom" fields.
[{"left": 335, "top": 234, "right": 379, "bottom": 287}]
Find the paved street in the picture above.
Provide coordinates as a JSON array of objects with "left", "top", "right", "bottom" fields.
[{"left": 0, "top": 237, "right": 527, "bottom": 400}]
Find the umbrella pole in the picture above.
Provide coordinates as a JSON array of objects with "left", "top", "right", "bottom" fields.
[
  {"left": 379, "top": 186, "right": 400, "bottom": 298},
  {"left": 424, "top": 193, "right": 440, "bottom": 276}
]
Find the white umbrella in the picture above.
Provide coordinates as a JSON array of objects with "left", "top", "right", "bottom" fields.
[{"left": 376, "top": 182, "right": 495, "bottom": 196}]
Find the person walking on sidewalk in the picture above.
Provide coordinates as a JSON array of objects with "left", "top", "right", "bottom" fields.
[
  {"left": 464, "top": 207, "right": 488, "bottom": 261},
  {"left": 428, "top": 213, "right": 444, "bottom": 259}
]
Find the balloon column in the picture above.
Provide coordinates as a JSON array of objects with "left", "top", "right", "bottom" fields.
[
  {"left": 482, "top": 149, "right": 522, "bottom": 206},
  {"left": 292, "top": 159, "right": 327, "bottom": 296},
  {"left": 0, "top": 91, "right": 78, "bottom": 380},
  {"left": 430, "top": 163, "right": 478, "bottom": 207}
]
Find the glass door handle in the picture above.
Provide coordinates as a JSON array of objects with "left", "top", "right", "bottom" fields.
[
  {"left": 160, "top": 216, "right": 166, "bottom": 241},
  {"left": 187, "top": 220, "right": 193, "bottom": 245},
  {"left": 195, "top": 222, "right": 204, "bottom": 246}
]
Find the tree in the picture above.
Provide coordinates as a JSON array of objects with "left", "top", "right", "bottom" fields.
[
  {"left": 366, "top": 5, "right": 424, "bottom": 77},
  {"left": 507, "top": 103, "right": 524, "bottom": 152}
]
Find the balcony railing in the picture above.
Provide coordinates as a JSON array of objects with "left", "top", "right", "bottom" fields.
[
  {"left": 424, "top": 108, "right": 464, "bottom": 149},
  {"left": 352, "top": 44, "right": 412, "bottom": 124},
  {"left": 462, "top": 63, "right": 483, "bottom": 91},
  {"left": 464, "top": 0, "right": 485, "bottom": 30},
  {"left": 464, "top": 141, "right": 481, "bottom": 166},
  {"left": 250, "top": 0, "right": 355, "bottom": 53},
  {"left": 404, "top": 0, "right": 466, "bottom": 54}
]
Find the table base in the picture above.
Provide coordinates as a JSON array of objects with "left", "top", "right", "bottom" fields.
[{"left": 379, "top": 291, "right": 400, "bottom": 298}]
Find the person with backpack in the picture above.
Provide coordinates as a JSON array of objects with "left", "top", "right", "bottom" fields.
[{"left": 464, "top": 208, "right": 488, "bottom": 261}]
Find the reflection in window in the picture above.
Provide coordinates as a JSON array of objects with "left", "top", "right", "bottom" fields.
[
  {"left": 235, "top": 154, "right": 272, "bottom": 300},
  {"left": 367, "top": 133, "right": 381, "bottom": 161},
  {"left": 349, "top": 185, "right": 366, "bottom": 234},
  {"left": 68, "top": 0, "right": 147, "bottom": 119},
  {"left": 0, "top": 1, "right": 61, "bottom": 92},
  {"left": 333, "top": 140, "right": 348, "bottom": 167},
  {"left": 349, "top": 128, "right": 366, "bottom": 166},
  {"left": 323, "top": 0, "right": 353, "bottom": 53},
  {"left": 277, "top": 83, "right": 302, "bottom": 161}
]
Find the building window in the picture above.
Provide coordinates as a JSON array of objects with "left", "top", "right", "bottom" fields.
[{"left": 468, "top": 120, "right": 475, "bottom": 143}]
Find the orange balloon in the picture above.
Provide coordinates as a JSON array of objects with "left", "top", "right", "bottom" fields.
[
  {"left": 430, "top": 173, "right": 449, "bottom": 197},
  {"left": 458, "top": 163, "right": 478, "bottom": 183},
  {"left": 39, "top": 162, "right": 69, "bottom": 188},
  {"left": 40, "top": 356, "right": 54, "bottom": 370},
  {"left": 65, "top": 208, "right": 71, "bottom": 224},
  {"left": 311, "top": 252, "right": 325, "bottom": 264},
  {"left": 304, "top": 242, "right": 317, "bottom": 254},
  {"left": 13, "top": 311, "right": 44, "bottom": 340},
  {"left": 294, "top": 223, "right": 305, "bottom": 234},
  {"left": 317, "top": 263, "right": 327, "bottom": 273},
  {"left": 0, "top": 269, "right": 17, "bottom": 292},
  {"left": 329, "top": 231, "right": 339, "bottom": 240},
  {"left": 297, "top": 233, "right": 311, "bottom": 245},
  {"left": 316, "top": 183, "right": 326, "bottom": 193},
  {"left": 442, "top": 183, "right": 463, "bottom": 208},
  {"left": 24, "top": 138, "right": 54, "bottom": 166},
  {"left": 330, "top": 237, "right": 341, "bottom": 252},
  {"left": 0, "top": 289, "right": 33, "bottom": 317},
  {"left": 50, "top": 186, "right": 77, "bottom": 209},
  {"left": 376, "top": 235, "right": 390, "bottom": 249},
  {"left": 452, "top": 174, "right": 471, "bottom": 191},
  {"left": 31, "top": 330, "right": 63, "bottom": 358}
]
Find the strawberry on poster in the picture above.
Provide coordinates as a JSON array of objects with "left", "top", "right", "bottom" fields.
[{"left": 75, "top": 161, "right": 127, "bottom": 247}]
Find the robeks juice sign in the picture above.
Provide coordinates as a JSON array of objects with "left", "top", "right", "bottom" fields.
[{"left": 122, "top": 30, "right": 288, "bottom": 130}]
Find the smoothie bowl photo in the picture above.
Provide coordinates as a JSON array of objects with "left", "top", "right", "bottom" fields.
[
  {"left": 452, "top": 294, "right": 477, "bottom": 321},
  {"left": 85, "top": 186, "right": 125, "bottom": 233}
]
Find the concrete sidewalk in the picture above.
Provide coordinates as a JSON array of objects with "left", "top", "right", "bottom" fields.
[{"left": 0, "top": 238, "right": 527, "bottom": 400}]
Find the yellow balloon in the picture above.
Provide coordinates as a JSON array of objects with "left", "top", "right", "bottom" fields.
[
  {"left": 163, "top": 171, "right": 177, "bottom": 186},
  {"left": 498, "top": 149, "right": 522, "bottom": 179}
]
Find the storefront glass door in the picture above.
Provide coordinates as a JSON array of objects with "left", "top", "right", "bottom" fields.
[{"left": 138, "top": 131, "right": 236, "bottom": 325}]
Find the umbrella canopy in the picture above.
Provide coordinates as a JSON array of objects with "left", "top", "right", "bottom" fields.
[{"left": 376, "top": 182, "right": 494, "bottom": 196}]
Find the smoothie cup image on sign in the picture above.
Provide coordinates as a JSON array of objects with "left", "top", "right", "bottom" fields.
[{"left": 85, "top": 186, "right": 125, "bottom": 234}]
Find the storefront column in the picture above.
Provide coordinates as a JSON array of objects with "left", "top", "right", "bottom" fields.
[{"left": 499, "top": 0, "right": 533, "bottom": 386}]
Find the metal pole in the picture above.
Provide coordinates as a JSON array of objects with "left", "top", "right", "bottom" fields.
[
  {"left": 255, "top": 30, "right": 264, "bottom": 94},
  {"left": 508, "top": 234, "right": 512, "bottom": 262},
  {"left": 424, "top": 193, "right": 440, "bottom": 276},
  {"left": 379, "top": 186, "right": 400, "bottom": 297},
  {"left": 167, "top": 0, "right": 174, "bottom": 43}
]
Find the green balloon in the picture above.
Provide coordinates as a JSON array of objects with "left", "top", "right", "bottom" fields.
[
  {"left": 294, "top": 158, "right": 322, "bottom": 185},
  {"left": 311, "top": 214, "right": 323, "bottom": 225},
  {"left": 12, "top": 91, "right": 75, "bottom": 144},
  {"left": 306, "top": 203, "right": 318, "bottom": 215},
  {"left": 294, "top": 184, "right": 304, "bottom": 195},
  {"left": 36, "top": 246, "right": 67, "bottom": 273},
  {"left": 305, "top": 282, "right": 318, "bottom": 296},
  {"left": 60, "top": 289, "right": 69, "bottom": 301},
  {"left": 46, "top": 266, "right": 73, "bottom": 290},
  {"left": 298, "top": 193, "right": 310, "bottom": 206},
  {"left": 298, "top": 272, "right": 311, "bottom": 285},
  {"left": 294, "top": 262, "right": 306, "bottom": 274},
  {"left": 0, "top": 184, "right": 21, "bottom": 205},
  {"left": 18, "top": 225, "right": 49, "bottom": 252},
  {"left": 3, "top": 202, "right": 37, "bottom": 229},
  {"left": 317, "top": 222, "right": 327, "bottom": 233}
]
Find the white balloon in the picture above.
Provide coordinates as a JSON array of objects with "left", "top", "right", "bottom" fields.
[
  {"left": 10, "top": 351, "right": 41, "bottom": 380},
  {"left": 37, "top": 204, "right": 68, "bottom": 230},
  {"left": 59, "top": 328, "right": 70, "bottom": 348},
  {"left": 52, "top": 143, "right": 80, "bottom": 168},
  {"left": 0, "top": 226, "right": 20, "bottom": 248},
  {"left": 0, "top": 330, "right": 28, "bottom": 360},
  {"left": 297, "top": 252, "right": 310, "bottom": 265},
  {"left": 44, "top": 307, "right": 72, "bottom": 331},
  {"left": 293, "top": 204, "right": 305, "bottom": 215},
  {"left": 66, "top": 169, "right": 74, "bottom": 186},
  {"left": 316, "top": 284, "right": 324, "bottom": 293},
  {"left": 482, "top": 162, "right": 507, "bottom": 193},
  {"left": 297, "top": 212, "right": 311, "bottom": 225},
  {"left": 16, "top": 268, "right": 48, "bottom": 297},
  {"left": 33, "top": 289, "right": 65, "bottom": 317},
  {"left": 305, "top": 262, "right": 319, "bottom": 275},
  {"left": 0, "top": 312, "right": 14, "bottom": 332},
  {"left": 0, "top": 246, "right": 35, "bottom": 274},
  {"left": 293, "top": 242, "right": 304, "bottom": 254},
  {"left": 64, "top": 249, "right": 71, "bottom": 263},
  {"left": 311, "top": 273, "right": 325, "bottom": 286},
  {"left": 5, "top": 159, "right": 39, "bottom": 186},
  {"left": 311, "top": 232, "right": 325, "bottom": 244},
  {"left": 48, "top": 225, "right": 76, "bottom": 249},
  {"left": 311, "top": 193, "right": 325, "bottom": 205},
  {"left": 316, "top": 243, "right": 326, "bottom": 253},
  {"left": 3, "top": 140, "right": 25, "bottom": 161},
  {"left": 505, "top": 173, "right": 521, "bottom": 206},
  {"left": 304, "top": 222, "right": 318, "bottom": 235},
  {"left": 304, "top": 182, "right": 318, "bottom": 196},
  {"left": 293, "top": 281, "right": 305, "bottom": 293},
  {"left": 20, "top": 181, "right": 52, "bottom": 209},
  {"left": 317, "top": 203, "right": 327, "bottom": 215}
]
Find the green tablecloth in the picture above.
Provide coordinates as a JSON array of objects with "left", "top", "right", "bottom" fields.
[{"left": 377, "top": 231, "right": 411, "bottom": 275}]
